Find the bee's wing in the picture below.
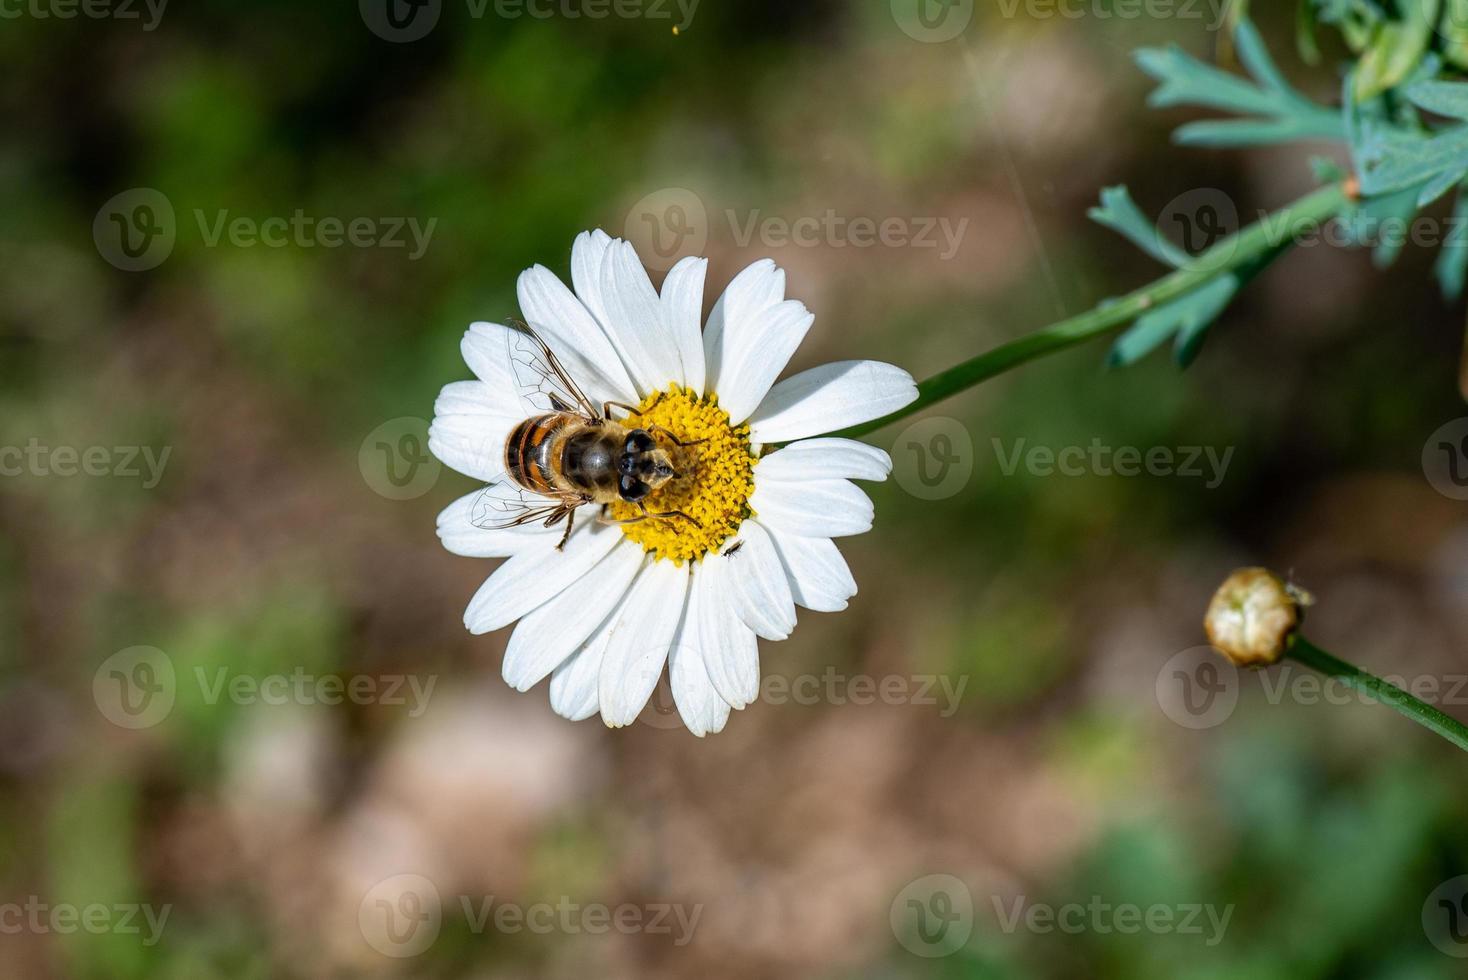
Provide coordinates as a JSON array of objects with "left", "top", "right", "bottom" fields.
[
  {"left": 469, "top": 480, "right": 578, "bottom": 530},
  {"left": 504, "top": 320, "right": 601, "bottom": 420}
]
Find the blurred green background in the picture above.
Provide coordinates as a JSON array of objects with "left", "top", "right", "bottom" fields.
[{"left": 3, "top": 0, "right": 1468, "bottom": 977}]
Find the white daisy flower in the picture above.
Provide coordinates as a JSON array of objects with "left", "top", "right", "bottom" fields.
[{"left": 430, "top": 230, "right": 917, "bottom": 735}]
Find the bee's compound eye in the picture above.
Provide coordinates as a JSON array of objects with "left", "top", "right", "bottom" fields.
[
  {"left": 625, "top": 431, "right": 654, "bottom": 454},
  {"left": 619, "top": 474, "right": 649, "bottom": 501}
]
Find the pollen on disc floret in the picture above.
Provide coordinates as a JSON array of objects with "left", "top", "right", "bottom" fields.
[{"left": 609, "top": 384, "right": 756, "bottom": 565}]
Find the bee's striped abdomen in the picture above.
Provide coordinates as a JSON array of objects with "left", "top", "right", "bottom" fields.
[{"left": 505, "top": 414, "right": 572, "bottom": 495}]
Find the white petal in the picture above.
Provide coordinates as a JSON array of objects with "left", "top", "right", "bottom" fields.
[
  {"left": 661, "top": 255, "right": 708, "bottom": 395},
  {"left": 668, "top": 582, "right": 732, "bottom": 736},
  {"left": 694, "top": 560, "right": 760, "bottom": 709},
  {"left": 460, "top": 323, "right": 518, "bottom": 403},
  {"left": 428, "top": 380, "right": 518, "bottom": 482},
  {"left": 750, "top": 478, "right": 874, "bottom": 538},
  {"left": 668, "top": 651, "right": 730, "bottom": 738},
  {"left": 703, "top": 259, "right": 785, "bottom": 399},
  {"left": 436, "top": 488, "right": 557, "bottom": 558},
  {"left": 516, "top": 267, "right": 638, "bottom": 406},
  {"left": 755, "top": 437, "right": 892, "bottom": 483},
  {"left": 599, "top": 239, "right": 684, "bottom": 396},
  {"left": 598, "top": 560, "right": 690, "bottom": 727},
  {"left": 570, "top": 229, "right": 616, "bottom": 329},
  {"left": 765, "top": 529, "right": 858, "bottom": 612},
  {"left": 725, "top": 520, "right": 796, "bottom": 641},
  {"left": 709, "top": 300, "right": 814, "bottom": 425},
  {"left": 549, "top": 619, "right": 615, "bottom": 722},
  {"left": 462, "top": 521, "right": 621, "bottom": 635},
  {"left": 501, "top": 542, "right": 644, "bottom": 691},
  {"left": 748, "top": 361, "right": 917, "bottom": 445}
]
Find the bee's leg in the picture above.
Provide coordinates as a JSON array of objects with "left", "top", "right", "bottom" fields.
[
  {"left": 556, "top": 510, "right": 577, "bottom": 550},
  {"left": 646, "top": 508, "right": 701, "bottom": 528},
  {"left": 602, "top": 400, "right": 641, "bottom": 420},
  {"left": 598, "top": 503, "right": 649, "bottom": 527},
  {"left": 647, "top": 425, "right": 707, "bottom": 448}
]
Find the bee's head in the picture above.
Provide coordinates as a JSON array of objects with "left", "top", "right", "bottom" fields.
[{"left": 618, "top": 429, "right": 676, "bottom": 500}]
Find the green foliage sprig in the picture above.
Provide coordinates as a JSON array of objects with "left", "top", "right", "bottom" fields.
[{"left": 831, "top": 15, "right": 1468, "bottom": 752}]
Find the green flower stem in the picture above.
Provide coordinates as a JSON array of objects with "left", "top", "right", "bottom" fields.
[
  {"left": 832, "top": 181, "right": 1353, "bottom": 440},
  {"left": 1287, "top": 636, "right": 1468, "bottom": 753}
]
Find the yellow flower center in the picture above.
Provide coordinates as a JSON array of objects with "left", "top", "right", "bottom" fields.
[{"left": 608, "top": 385, "right": 755, "bottom": 565}]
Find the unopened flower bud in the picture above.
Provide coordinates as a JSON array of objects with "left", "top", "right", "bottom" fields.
[{"left": 1204, "top": 568, "right": 1311, "bottom": 667}]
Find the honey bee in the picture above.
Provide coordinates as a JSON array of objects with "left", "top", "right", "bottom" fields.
[{"left": 471, "top": 321, "right": 701, "bottom": 549}]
